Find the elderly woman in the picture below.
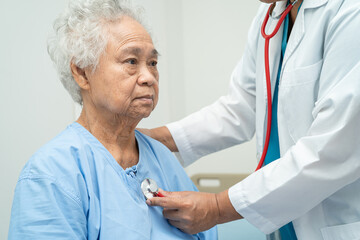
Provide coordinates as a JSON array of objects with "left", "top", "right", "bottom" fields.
[{"left": 8, "top": 0, "right": 217, "bottom": 239}]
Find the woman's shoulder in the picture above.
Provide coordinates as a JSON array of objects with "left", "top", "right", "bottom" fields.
[
  {"left": 135, "top": 130, "right": 183, "bottom": 168},
  {"left": 135, "top": 130, "right": 173, "bottom": 154},
  {"left": 19, "top": 123, "right": 87, "bottom": 181}
]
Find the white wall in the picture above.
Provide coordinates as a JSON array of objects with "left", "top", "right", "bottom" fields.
[
  {"left": 0, "top": 1, "right": 73, "bottom": 239},
  {"left": 0, "top": 1, "right": 259, "bottom": 238},
  {"left": 181, "top": 1, "right": 260, "bottom": 177}
]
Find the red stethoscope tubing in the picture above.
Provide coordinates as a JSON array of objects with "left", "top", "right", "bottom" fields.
[
  {"left": 155, "top": 192, "right": 165, "bottom": 197},
  {"left": 255, "top": 2, "right": 296, "bottom": 171}
]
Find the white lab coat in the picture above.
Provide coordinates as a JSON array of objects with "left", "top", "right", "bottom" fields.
[{"left": 167, "top": 0, "right": 360, "bottom": 239}]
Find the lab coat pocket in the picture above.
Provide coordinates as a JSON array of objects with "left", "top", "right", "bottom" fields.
[
  {"left": 279, "top": 60, "right": 323, "bottom": 144},
  {"left": 321, "top": 221, "right": 360, "bottom": 240}
]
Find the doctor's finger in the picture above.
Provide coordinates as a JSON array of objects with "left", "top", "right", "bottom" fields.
[
  {"left": 156, "top": 188, "right": 175, "bottom": 198},
  {"left": 146, "top": 192, "right": 184, "bottom": 209},
  {"left": 162, "top": 208, "right": 196, "bottom": 226},
  {"left": 167, "top": 219, "right": 186, "bottom": 231},
  {"left": 163, "top": 208, "right": 182, "bottom": 221},
  {"left": 157, "top": 188, "right": 191, "bottom": 198},
  {"left": 168, "top": 219, "right": 188, "bottom": 232},
  {"left": 168, "top": 219, "right": 197, "bottom": 235},
  {"left": 152, "top": 188, "right": 187, "bottom": 199}
]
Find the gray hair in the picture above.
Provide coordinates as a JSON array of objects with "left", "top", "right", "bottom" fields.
[{"left": 47, "top": 0, "right": 145, "bottom": 104}]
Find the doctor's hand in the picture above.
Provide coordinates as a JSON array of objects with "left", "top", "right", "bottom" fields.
[
  {"left": 137, "top": 126, "right": 178, "bottom": 152},
  {"left": 146, "top": 189, "right": 243, "bottom": 234}
]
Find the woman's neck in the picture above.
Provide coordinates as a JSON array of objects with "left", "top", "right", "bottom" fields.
[{"left": 77, "top": 105, "right": 140, "bottom": 169}]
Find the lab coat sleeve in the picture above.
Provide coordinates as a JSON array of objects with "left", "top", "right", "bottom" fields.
[
  {"left": 166, "top": 8, "right": 265, "bottom": 167},
  {"left": 229, "top": 3, "right": 360, "bottom": 233},
  {"left": 8, "top": 175, "right": 87, "bottom": 239}
]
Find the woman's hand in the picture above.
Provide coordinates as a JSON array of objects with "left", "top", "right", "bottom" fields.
[{"left": 146, "top": 189, "right": 243, "bottom": 234}]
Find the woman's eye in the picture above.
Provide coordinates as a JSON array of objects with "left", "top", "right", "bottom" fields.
[
  {"left": 126, "top": 59, "right": 137, "bottom": 65},
  {"left": 150, "top": 60, "right": 158, "bottom": 67}
]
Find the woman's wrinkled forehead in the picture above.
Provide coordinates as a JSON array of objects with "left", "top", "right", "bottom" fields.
[{"left": 101, "top": 17, "right": 158, "bottom": 61}]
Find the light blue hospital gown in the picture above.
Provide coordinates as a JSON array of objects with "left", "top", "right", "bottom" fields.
[{"left": 8, "top": 122, "right": 217, "bottom": 240}]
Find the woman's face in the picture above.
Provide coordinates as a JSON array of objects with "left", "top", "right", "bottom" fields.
[{"left": 84, "top": 16, "right": 159, "bottom": 121}]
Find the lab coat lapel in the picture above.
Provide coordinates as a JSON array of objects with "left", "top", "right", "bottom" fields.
[{"left": 282, "top": 0, "right": 328, "bottom": 69}]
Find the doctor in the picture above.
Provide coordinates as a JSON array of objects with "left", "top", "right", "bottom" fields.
[{"left": 142, "top": 0, "right": 360, "bottom": 239}]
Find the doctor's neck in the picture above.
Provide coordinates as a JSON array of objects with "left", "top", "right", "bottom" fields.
[
  {"left": 289, "top": 0, "right": 303, "bottom": 31},
  {"left": 261, "top": 0, "right": 303, "bottom": 23}
]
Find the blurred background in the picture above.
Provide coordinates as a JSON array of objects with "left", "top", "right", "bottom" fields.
[{"left": 0, "top": 0, "right": 264, "bottom": 239}]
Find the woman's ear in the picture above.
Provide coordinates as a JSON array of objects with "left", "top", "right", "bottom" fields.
[{"left": 70, "top": 62, "right": 90, "bottom": 90}]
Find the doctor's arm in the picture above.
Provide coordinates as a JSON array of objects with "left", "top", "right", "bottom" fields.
[
  {"left": 148, "top": 3, "right": 360, "bottom": 235},
  {"left": 148, "top": 57, "right": 360, "bottom": 235},
  {"left": 228, "top": 3, "right": 360, "bottom": 233}
]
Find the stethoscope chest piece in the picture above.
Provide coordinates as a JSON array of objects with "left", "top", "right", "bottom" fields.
[{"left": 141, "top": 178, "right": 160, "bottom": 199}]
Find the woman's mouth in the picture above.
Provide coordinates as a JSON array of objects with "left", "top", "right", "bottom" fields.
[{"left": 135, "top": 95, "right": 153, "bottom": 104}]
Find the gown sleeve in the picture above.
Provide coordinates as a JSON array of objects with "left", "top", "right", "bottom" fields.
[{"left": 8, "top": 172, "right": 87, "bottom": 239}]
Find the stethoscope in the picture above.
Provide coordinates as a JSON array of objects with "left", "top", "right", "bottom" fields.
[
  {"left": 140, "top": 1, "right": 300, "bottom": 197},
  {"left": 255, "top": 0, "right": 299, "bottom": 171},
  {"left": 141, "top": 178, "right": 164, "bottom": 199}
]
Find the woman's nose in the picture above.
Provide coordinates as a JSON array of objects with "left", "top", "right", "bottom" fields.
[{"left": 138, "top": 66, "right": 157, "bottom": 86}]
